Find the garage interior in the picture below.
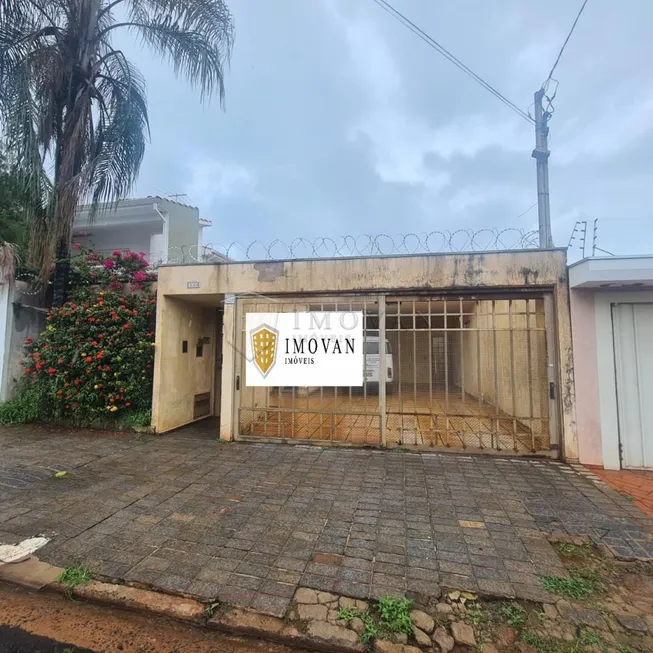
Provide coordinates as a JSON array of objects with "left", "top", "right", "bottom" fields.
[{"left": 237, "top": 294, "right": 553, "bottom": 452}]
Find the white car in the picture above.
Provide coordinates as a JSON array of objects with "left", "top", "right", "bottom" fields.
[{"left": 364, "top": 335, "right": 394, "bottom": 392}]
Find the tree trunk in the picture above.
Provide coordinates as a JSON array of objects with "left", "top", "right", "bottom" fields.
[
  {"left": 49, "top": 0, "right": 102, "bottom": 308},
  {"left": 52, "top": 235, "right": 70, "bottom": 307}
]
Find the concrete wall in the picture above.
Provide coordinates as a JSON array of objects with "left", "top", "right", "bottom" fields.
[
  {"left": 157, "top": 251, "right": 568, "bottom": 297},
  {"left": 151, "top": 297, "right": 216, "bottom": 433},
  {"left": 570, "top": 289, "right": 603, "bottom": 466},
  {"left": 460, "top": 300, "right": 548, "bottom": 423},
  {"left": 153, "top": 249, "right": 577, "bottom": 459}
]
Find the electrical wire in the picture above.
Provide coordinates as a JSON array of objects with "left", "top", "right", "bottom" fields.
[
  {"left": 369, "top": 0, "right": 534, "bottom": 124},
  {"left": 544, "top": 0, "right": 589, "bottom": 85},
  {"left": 517, "top": 202, "right": 537, "bottom": 219}
]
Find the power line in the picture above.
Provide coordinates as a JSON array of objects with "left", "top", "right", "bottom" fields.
[
  {"left": 516, "top": 202, "right": 537, "bottom": 219},
  {"left": 369, "top": 0, "right": 534, "bottom": 124},
  {"left": 544, "top": 0, "right": 589, "bottom": 85}
]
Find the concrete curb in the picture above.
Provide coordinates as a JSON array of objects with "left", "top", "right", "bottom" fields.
[
  {"left": 0, "top": 558, "right": 365, "bottom": 651},
  {"left": 0, "top": 558, "right": 204, "bottom": 624},
  {"left": 69, "top": 580, "right": 205, "bottom": 623},
  {"left": 208, "top": 607, "right": 365, "bottom": 653}
]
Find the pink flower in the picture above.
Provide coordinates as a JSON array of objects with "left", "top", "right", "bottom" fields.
[
  {"left": 133, "top": 271, "right": 148, "bottom": 282},
  {"left": 138, "top": 252, "right": 147, "bottom": 257},
  {"left": 112, "top": 249, "right": 122, "bottom": 257},
  {"left": 73, "top": 243, "right": 81, "bottom": 250},
  {"left": 108, "top": 280, "right": 122, "bottom": 291},
  {"left": 86, "top": 253, "right": 99, "bottom": 262},
  {"left": 103, "top": 259, "right": 115, "bottom": 269}
]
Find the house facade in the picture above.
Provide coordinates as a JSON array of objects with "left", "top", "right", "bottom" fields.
[
  {"left": 73, "top": 196, "right": 212, "bottom": 265},
  {"left": 151, "top": 248, "right": 578, "bottom": 461},
  {"left": 570, "top": 256, "right": 653, "bottom": 470}
]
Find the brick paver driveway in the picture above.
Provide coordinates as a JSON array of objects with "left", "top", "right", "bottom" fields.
[{"left": 1, "top": 424, "right": 652, "bottom": 617}]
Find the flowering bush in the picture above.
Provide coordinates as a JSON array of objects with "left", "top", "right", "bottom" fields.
[
  {"left": 69, "top": 246, "right": 157, "bottom": 297},
  {"left": 0, "top": 247, "right": 160, "bottom": 427},
  {"left": 19, "top": 291, "right": 156, "bottom": 422}
]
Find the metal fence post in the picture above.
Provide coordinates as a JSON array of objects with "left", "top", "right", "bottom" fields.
[{"left": 379, "top": 294, "right": 387, "bottom": 447}]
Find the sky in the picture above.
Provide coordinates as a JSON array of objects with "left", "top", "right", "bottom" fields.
[{"left": 116, "top": 0, "right": 653, "bottom": 262}]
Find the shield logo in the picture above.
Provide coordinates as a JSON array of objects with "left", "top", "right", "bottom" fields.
[{"left": 250, "top": 324, "right": 278, "bottom": 377}]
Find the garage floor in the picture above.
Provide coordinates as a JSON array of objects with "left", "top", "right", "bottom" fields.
[{"left": 239, "top": 389, "right": 550, "bottom": 452}]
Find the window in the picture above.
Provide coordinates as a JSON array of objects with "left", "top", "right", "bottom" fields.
[
  {"left": 364, "top": 341, "right": 378, "bottom": 355},
  {"left": 196, "top": 343, "right": 203, "bottom": 357},
  {"left": 363, "top": 341, "right": 392, "bottom": 354},
  {"left": 182, "top": 340, "right": 188, "bottom": 353}
]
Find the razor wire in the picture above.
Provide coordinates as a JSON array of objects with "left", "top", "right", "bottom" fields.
[{"left": 166, "top": 228, "right": 540, "bottom": 265}]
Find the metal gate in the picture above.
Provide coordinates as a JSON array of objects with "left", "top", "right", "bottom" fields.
[
  {"left": 237, "top": 295, "right": 383, "bottom": 444},
  {"left": 236, "top": 293, "right": 556, "bottom": 452},
  {"left": 612, "top": 303, "right": 653, "bottom": 469}
]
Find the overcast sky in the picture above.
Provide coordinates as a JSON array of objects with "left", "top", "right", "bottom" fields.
[{"left": 118, "top": 0, "right": 653, "bottom": 261}]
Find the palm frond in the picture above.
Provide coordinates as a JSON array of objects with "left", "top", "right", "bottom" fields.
[
  {"left": 0, "top": 241, "right": 21, "bottom": 285},
  {"left": 0, "top": 0, "right": 234, "bottom": 291},
  {"left": 104, "top": 0, "right": 233, "bottom": 103},
  {"left": 83, "top": 53, "right": 148, "bottom": 214}
]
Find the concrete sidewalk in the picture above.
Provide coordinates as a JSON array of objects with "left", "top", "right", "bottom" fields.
[{"left": 1, "top": 424, "right": 652, "bottom": 618}]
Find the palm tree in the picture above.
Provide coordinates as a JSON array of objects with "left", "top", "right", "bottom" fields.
[{"left": 0, "top": 0, "right": 234, "bottom": 304}]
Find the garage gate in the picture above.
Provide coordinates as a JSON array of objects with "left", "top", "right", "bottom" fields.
[{"left": 236, "top": 294, "right": 558, "bottom": 453}]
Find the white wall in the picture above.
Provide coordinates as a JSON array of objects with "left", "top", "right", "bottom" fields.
[{"left": 73, "top": 224, "right": 162, "bottom": 260}]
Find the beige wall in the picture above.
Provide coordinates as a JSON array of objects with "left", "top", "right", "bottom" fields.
[
  {"left": 157, "top": 250, "right": 566, "bottom": 297},
  {"left": 151, "top": 297, "right": 216, "bottom": 433},
  {"left": 459, "top": 300, "right": 549, "bottom": 426},
  {"left": 153, "top": 249, "right": 577, "bottom": 459}
]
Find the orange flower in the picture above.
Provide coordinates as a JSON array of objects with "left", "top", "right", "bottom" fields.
[
  {"left": 85, "top": 356, "right": 93, "bottom": 363},
  {"left": 57, "top": 390, "right": 63, "bottom": 396},
  {"left": 48, "top": 367, "right": 56, "bottom": 376}
]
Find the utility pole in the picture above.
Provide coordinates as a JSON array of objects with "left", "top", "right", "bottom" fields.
[{"left": 532, "top": 88, "right": 553, "bottom": 248}]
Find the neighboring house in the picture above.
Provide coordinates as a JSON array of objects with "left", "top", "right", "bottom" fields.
[
  {"left": 73, "top": 196, "right": 213, "bottom": 264},
  {"left": 570, "top": 256, "right": 653, "bottom": 470}
]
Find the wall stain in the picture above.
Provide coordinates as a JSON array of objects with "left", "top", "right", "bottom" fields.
[
  {"left": 519, "top": 267, "right": 540, "bottom": 285},
  {"left": 464, "top": 254, "right": 484, "bottom": 284},
  {"left": 254, "top": 262, "right": 285, "bottom": 282}
]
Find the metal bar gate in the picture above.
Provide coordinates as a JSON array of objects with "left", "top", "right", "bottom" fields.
[{"left": 236, "top": 293, "right": 556, "bottom": 453}]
